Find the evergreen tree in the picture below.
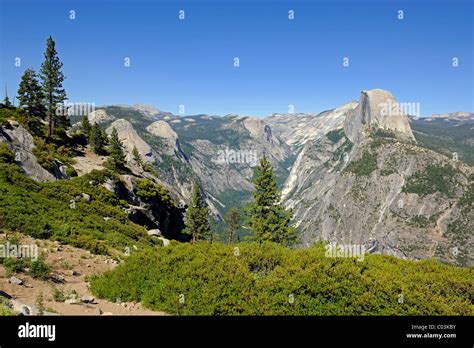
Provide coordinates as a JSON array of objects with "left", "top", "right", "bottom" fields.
[
  {"left": 106, "top": 127, "right": 126, "bottom": 172},
  {"left": 80, "top": 116, "right": 92, "bottom": 137},
  {"left": 132, "top": 146, "right": 144, "bottom": 168},
  {"left": 40, "top": 36, "right": 68, "bottom": 137},
  {"left": 3, "top": 95, "right": 13, "bottom": 108},
  {"left": 89, "top": 123, "right": 107, "bottom": 154},
  {"left": 183, "top": 180, "right": 211, "bottom": 242},
  {"left": 246, "top": 155, "right": 297, "bottom": 246},
  {"left": 17, "top": 68, "right": 46, "bottom": 131},
  {"left": 225, "top": 207, "right": 241, "bottom": 245}
]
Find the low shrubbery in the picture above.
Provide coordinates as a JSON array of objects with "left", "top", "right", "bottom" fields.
[
  {"left": 403, "top": 164, "right": 460, "bottom": 197},
  {"left": 0, "top": 163, "right": 153, "bottom": 254},
  {"left": 344, "top": 150, "right": 378, "bottom": 176},
  {"left": 90, "top": 242, "right": 474, "bottom": 316}
]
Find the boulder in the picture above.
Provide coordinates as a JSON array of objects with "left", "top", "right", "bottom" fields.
[
  {"left": 158, "top": 236, "right": 170, "bottom": 247},
  {"left": 88, "top": 109, "right": 115, "bottom": 124},
  {"left": 0, "top": 124, "right": 56, "bottom": 182},
  {"left": 147, "top": 229, "right": 162, "bottom": 237},
  {"left": 8, "top": 276, "right": 23, "bottom": 286},
  {"left": 81, "top": 295, "right": 95, "bottom": 304}
]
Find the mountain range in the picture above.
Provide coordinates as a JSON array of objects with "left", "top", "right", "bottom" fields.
[{"left": 7, "top": 89, "right": 473, "bottom": 266}]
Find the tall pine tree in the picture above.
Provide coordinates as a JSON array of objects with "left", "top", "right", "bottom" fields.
[
  {"left": 183, "top": 180, "right": 211, "bottom": 242},
  {"left": 17, "top": 68, "right": 46, "bottom": 132},
  {"left": 225, "top": 207, "right": 241, "bottom": 245},
  {"left": 80, "top": 116, "right": 92, "bottom": 137},
  {"left": 246, "top": 155, "right": 297, "bottom": 246},
  {"left": 106, "top": 127, "right": 126, "bottom": 172},
  {"left": 40, "top": 36, "right": 68, "bottom": 138},
  {"left": 132, "top": 146, "right": 144, "bottom": 168},
  {"left": 89, "top": 123, "right": 107, "bottom": 154}
]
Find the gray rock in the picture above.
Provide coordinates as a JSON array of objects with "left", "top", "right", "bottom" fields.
[
  {"left": 147, "top": 229, "right": 162, "bottom": 237},
  {"left": 81, "top": 193, "right": 91, "bottom": 202},
  {"left": 0, "top": 124, "right": 56, "bottom": 182},
  {"left": 81, "top": 295, "right": 95, "bottom": 304},
  {"left": 8, "top": 276, "right": 23, "bottom": 285},
  {"left": 65, "top": 298, "right": 79, "bottom": 305},
  {"left": 158, "top": 236, "right": 170, "bottom": 247}
]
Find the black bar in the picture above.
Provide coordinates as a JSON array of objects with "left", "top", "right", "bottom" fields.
[{"left": 0, "top": 316, "right": 472, "bottom": 346}]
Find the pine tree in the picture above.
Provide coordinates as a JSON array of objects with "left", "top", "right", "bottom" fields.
[
  {"left": 225, "top": 207, "right": 241, "bottom": 245},
  {"left": 183, "top": 180, "right": 211, "bottom": 242},
  {"left": 246, "top": 155, "right": 297, "bottom": 246},
  {"left": 80, "top": 116, "right": 92, "bottom": 137},
  {"left": 132, "top": 146, "right": 144, "bottom": 168},
  {"left": 3, "top": 95, "right": 12, "bottom": 108},
  {"left": 89, "top": 123, "right": 107, "bottom": 154},
  {"left": 40, "top": 36, "right": 68, "bottom": 137},
  {"left": 17, "top": 68, "right": 46, "bottom": 131},
  {"left": 106, "top": 127, "right": 126, "bottom": 172}
]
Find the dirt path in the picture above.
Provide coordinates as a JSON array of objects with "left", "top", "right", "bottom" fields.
[{"left": 0, "top": 235, "right": 166, "bottom": 316}]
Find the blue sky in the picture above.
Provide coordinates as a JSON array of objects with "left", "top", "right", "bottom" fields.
[{"left": 0, "top": 0, "right": 472, "bottom": 116}]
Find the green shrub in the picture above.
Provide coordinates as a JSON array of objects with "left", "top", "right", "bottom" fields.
[
  {"left": 91, "top": 242, "right": 473, "bottom": 316},
  {"left": 135, "top": 178, "right": 176, "bottom": 208},
  {"left": 2, "top": 257, "right": 29, "bottom": 276},
  {"left": 0, "top": 143, "right": 15, "bottom": 164},
  {"left": 403, "top": 164, "right": 459, "bottom": 197},
  {"left": 0, "top": 163, "right": 149, "bottom": 254},
  {"left": 29, "top": 258, "right": 50, "bottom": 280},
  {"left": 32, "top": 137, "right": 74, "bottom": 171},
  {"left": 326, "top": 129, "right": 345, "bottom": 144},
  {"left": 344, "top": 150, "right": 378, "bottom": 176},
  {"left": 51, "top": 286, "right": 66, "bottom": 302}
]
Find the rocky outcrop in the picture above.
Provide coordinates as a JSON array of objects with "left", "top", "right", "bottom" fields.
[
  {"left": 106, "top": 119, "right": 155, "bottom": 163},
  {"left": 0, "top": 122, "right": 56, "bottom": 182},
  {"left": 279, "top": 90, "right": 472, "bottom": 266},
  {"left": 88, "top": 109, "right": 115, "bottom": 124},
  {"left": 146, "top": 120, "right": 185, "bottom": 158},
  {"left": 268, "top": 102, "right": 358, "bottom": 147},
  {"left": 344, "top": 89, "right": 415, "bottom": 143}
]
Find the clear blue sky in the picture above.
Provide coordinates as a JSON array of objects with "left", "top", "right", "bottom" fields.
[{"left": 1, "top": 0, "right": 472, "bottom": 116}]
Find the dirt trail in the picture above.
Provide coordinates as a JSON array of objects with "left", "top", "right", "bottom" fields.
[{"left": 0, "top": 235, "right": 166, "bottom": 316}]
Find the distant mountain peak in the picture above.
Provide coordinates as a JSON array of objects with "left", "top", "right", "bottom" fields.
[{"left": 344, "top": 89, "right": 416, "bottom": 143}]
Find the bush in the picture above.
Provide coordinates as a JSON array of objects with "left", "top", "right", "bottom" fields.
[
  {"left": 2, "top": 257, "right": 29, "bottom": 276},
  {"left": 32, "top": 137, "right": 74, "bottom": 171},
  {"left": 51, "top": 286, "right": 66, "bottom": 302},
  {"left": 0, "top": 163, "right": 149, "bottom": 254},
  {"left": 135, "top": 178, "right": 176, "bottom": 208},
  {"left": 29, "top": 258, "right": 50, "bottom": 280},
  {"left": 403, "top": 164, "right": 459, "bottom": 197},
  {"left": 326, "top": 129, "right": 345, "bottom": 144},
  {"left": 0, "top": 143, "right": 15, "bottom": 164},
  {"left": 344, "top": 150, "right": 378, "bottom": 176},
  {"left": 90, "top": 242, "right": 473, "bottom": 316}
]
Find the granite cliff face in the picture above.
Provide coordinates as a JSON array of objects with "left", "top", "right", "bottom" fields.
[
  {"left": 343, "top": 89, "right": 415, "bottom": 143},
  {"left": 280, "top": 90, "right": 472, "bottom": 266}
]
